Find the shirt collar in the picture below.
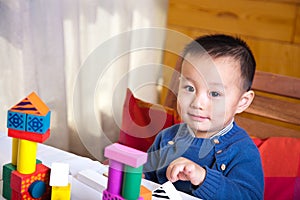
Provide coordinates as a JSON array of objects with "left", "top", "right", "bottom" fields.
[{"left": 186, "top": 120, "right": 234, "bottom": 138}]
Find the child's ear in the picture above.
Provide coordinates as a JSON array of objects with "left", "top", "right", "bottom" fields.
[{"left": 235, "top": 90, "right": 255, "bottom": 114}]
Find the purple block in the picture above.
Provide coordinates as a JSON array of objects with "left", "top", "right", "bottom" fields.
[
  {"left": 107, "top": 160, "right": 123, "bottom": 195},
  {"left": 102, "top": 190, "right": 124, "bottom": 200},
  {"left": 102, "top": 190, "right": 144, "bottom": 200}
]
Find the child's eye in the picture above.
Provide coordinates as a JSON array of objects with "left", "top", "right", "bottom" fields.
[
  {"left": 209, "top": 91, "right": 221, "bottom": 97},
  {"left": 184, "top": 85, "right": 195, "bottom": 92}
]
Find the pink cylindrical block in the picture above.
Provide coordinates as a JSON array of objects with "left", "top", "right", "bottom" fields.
[{"left": 107, "top": 159, "right": 123, "bottom": 195}]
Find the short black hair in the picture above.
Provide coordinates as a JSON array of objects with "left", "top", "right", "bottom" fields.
[{"left": 182, "top": 34, "right": 256, "bottom": 91}]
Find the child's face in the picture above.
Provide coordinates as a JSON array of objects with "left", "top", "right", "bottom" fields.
[{"left": 177, "top": 55, "right": 252, "bottom": 138}]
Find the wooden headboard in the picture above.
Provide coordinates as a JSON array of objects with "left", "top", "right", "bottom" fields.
[{"left": 235, "top": 71, "right": 300, "bottom": 138}]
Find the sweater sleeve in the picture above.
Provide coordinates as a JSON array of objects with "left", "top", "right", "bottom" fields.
[{"left": 192, "top": 144, "right": 264, "bottom": 200}]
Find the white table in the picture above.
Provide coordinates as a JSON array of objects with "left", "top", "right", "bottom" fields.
[{"left": 0, "top": 132, "right": 199, "bottom": 200}]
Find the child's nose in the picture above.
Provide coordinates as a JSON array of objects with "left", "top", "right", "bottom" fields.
[{"left": 190, "top": 93, "right": 208, "bottom": 110}]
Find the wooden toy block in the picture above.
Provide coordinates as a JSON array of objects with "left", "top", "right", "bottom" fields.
[
  {"left": 10, "top": 92, "right": 49, "bottom": 115},
  {"left": 26, "top": 111, "right": 51, "bottom": 134},
  {"left": 122, "top": 165, "right": 143, "bottom": 200},
  {"left": 2, "top": 163, "right": 16, "bottom": 200},
  {"left": 17, "top": 139, "right": 37, "bottom": 174},
  {"left": 102, "top": 190, "right": 144, "bottom": 200},
  {"left": 2, "top": 160, "right": 43, "bottom": 200},
  {"left": 8, "top": 129, "right": 50, "bottom": 143},
  {"left": 102, "top": 190, "right": 123, "bottom": 200},
  {"left": 103, "top": 143, "right": 148, "bottom": 200},
  {"left": 26, "top": 92, "right": 49, "bottom": 115},
  {"left": 107, "top": 160, "right": 123, "bottom": 195},
  {"left": 11, "top": 138, "right": 19, "bottom": 165},
  {"left": 140, "top": 185, "right": 152, "bottom": 200},
  {"left": 7, "top": 111, "right": 26, "bottom": 131},
  {"left": 51, "top": 184, "right": 71, "bottom": 200},
  {"left": 104, "top": 143, "right": 147, "bottom": 168},
  {"left": 50, "top": 163, "right": 69, "bottom": 187},
  {"left": 11, "top": 163, "right": 51, "bottom": 199},
  {"left": 7, "top": 92, "right": 51, "bottom": 134},
  {"left": 75, "top": 169, "right": 107, "bottom": 193}
]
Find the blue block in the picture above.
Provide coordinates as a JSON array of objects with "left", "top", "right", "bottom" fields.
[
  {"left": 28, "top": 180, "right": 46, "bottom": 198},
  {"left": 26, "top": 111, "right": 51, "bottom": 134},
  {"left": 7, "top": 111, "right": 26, "bottom": 131}
]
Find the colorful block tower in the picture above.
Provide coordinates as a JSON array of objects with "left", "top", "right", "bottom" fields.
[
  {"left": 2, "top": 92, "right": 51, "bottom": 200},
  {"left": 102, "top": 143, "right": 148, "bottom": 200}
]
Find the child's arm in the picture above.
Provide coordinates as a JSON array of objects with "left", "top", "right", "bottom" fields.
[{"left": 166, "top": 157, "right": 206, "bottom": 186}]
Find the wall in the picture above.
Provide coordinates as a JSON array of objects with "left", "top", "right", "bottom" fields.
[{"left": 161, "top": 0, "right": 300, "bottom": 103}]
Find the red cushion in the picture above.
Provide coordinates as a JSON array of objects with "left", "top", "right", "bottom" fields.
[
  {"left": 253, "top": 137, "right": 300, "bottom": 200},
  {"left": 118, "top": 89, "right": 181, "bottom": 152}
]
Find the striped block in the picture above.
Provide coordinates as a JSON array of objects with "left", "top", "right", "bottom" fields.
[{"left": 7, "top": 92, "right": 51, "bottom": 138}]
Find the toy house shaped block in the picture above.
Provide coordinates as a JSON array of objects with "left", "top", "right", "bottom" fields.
[{"left": 7, "top": 92, "right": 51, "bottom": 135}]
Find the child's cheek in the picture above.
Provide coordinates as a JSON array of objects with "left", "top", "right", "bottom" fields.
[{"left": 177, "top": 93, "right": 192, "bottom": 113}]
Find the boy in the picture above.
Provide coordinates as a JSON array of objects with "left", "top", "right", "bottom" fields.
[{"left": 144, "top": 34, "right": 264, "bottom": 199}]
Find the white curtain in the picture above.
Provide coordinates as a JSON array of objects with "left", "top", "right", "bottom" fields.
[{"left": 0, "top": 0, "right": 168, "bottom": 161}]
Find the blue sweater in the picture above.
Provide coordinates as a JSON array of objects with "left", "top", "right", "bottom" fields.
[{"left": 144, "top": 122, "right": 264, "bottom": 200}]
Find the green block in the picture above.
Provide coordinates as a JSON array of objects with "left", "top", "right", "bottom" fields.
[
  {"left": 36, "top": 159, "right": 42, "bottom": 164},
  {"left": 122, "top": 165, "right": 143, "bottom": 200},
  {"left": 2, "top": 163, "right": 16, "bottom": 200}
]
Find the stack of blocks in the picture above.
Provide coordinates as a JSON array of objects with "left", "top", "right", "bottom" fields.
[
  {"left": 50, "top": 163, "right": 71, "bottom": 200},
  {"left": 2, "top": 92, "right": 51, "bottom": 200},
  {"left": 103, "top": 143, "right": 151, "bottom": 200}
]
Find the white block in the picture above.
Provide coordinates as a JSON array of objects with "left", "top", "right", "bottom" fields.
[
  {"left": 50, "top": 162, "right": 70, "bottom": 186},
  {"left": 75, "top": 169, "right": 107, "bottom": 193}
]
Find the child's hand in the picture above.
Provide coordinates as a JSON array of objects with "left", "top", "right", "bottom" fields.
[{"left": 166, "top": 157, "right": 206, "bottom": 186}]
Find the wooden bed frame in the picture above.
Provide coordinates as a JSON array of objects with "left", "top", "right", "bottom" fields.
[{"left": 236, "top": 71, "right": 300, "bottom": 138}]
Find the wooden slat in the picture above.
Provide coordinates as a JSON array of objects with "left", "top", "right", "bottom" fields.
[
  {"left": 245, "top": 38, "right": 300, "bottom": 77},
  {"left": 168, "top": 0, "right": 296, "bottom": 42},
  {"left": 165, "top": 25, "right": 300, "bottom": 78},
  {"left": 246, "top": 95, "right": 300, "bottom": 125},
  {"left": 294, "top": 5, "right": 300, "bottom": 43},
  {"left": 252, "top": 71, "right": 300, "bottom": 99},
  {"left": 235, "top": 115, "right": 300, "bottom": 138}
]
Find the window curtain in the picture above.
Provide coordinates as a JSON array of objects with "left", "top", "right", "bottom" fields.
[{"left": 0, "top": 0, "right": 168, "bottom": 161}]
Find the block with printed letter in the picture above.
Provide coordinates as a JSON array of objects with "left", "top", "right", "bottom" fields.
[
  {"left": 7, "top": 92, "right": 51, "bottom": 135},
  {"left": 10, "top": 163, "right": 51, "bottom": 199}
]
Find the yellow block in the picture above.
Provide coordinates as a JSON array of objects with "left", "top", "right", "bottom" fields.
[
  {"left": 11, "top": 138, "right": 19, "bottom": 165},
  {"left": 51, "top": 184, "right": 71, "bottom": 200},
  {"left": 17, "top": 139, "right": 37, "bottom": 174}
]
